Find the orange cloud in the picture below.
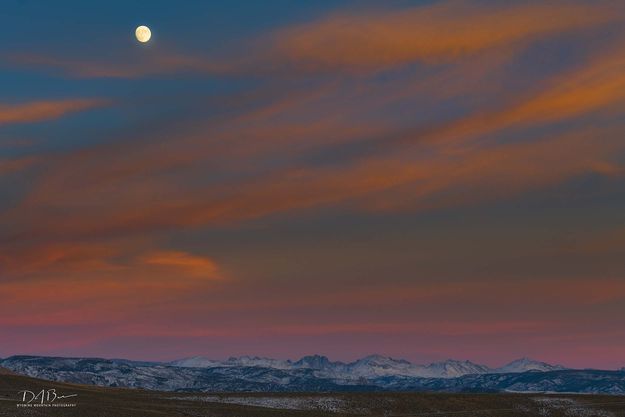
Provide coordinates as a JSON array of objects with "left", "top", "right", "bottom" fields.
[
  {"left": 0, "top": 98, "right": 108, "bottom": 126},
  {"left": 414, "top": 47, "right": 625, "bottom": 148},
  {"left": 0, "top": 242, "right": 224, "bottom": 330},
  {"left": 11, "top": 2, "right": 619, "bottom": 79},
  {"left": 0, "top": 156, "right": 39, "bottom": 176},
  {"left": 357, "top": 126, "right": 625, "bottom": 213},
  {"left": 0, "top": 238, "right": 221, "bottom": 280},
  {"left": 139, "top": 250, "right": 219, "bottom": 278},
  {"left": 270, "top": 1, "right": 617, "bottom": 71},
  {"left": 6, "top": 113, "right": 624, "bottom": 246},
  {"left": 0, "top": 240, "right": 129, "bottom": 277},
  {"left": 11, "top": 51, "right": 230, "bottom": 79}
]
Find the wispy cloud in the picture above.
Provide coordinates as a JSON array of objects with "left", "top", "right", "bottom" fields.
[
  {"left": 269, "top": 1, "right": 617, "bottom": 71},
  {"left": 0, "top": 156, "right": 39, "bottom": 176},
  {"left": 10, "top": 51, "right": 230, "bottom": 79},
  {"left": 0, "top": 98, "right": 108, "bottom": 126},
  {"left": 9, "top": 1, "right": 620, "bottom": 79},
  {"left": 139, "top": 250, "right": 220, "bottom": 278}
]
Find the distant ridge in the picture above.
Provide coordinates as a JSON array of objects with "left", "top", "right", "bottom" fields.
[
  {"left": 167, "top": 354, "right": 568, "bottom": 378},
  {"left": 0, "top": 366, "right": 16, "bottom": 375},
  {"left": 0, "top": 354, "right": 571, "bottom": 379},
  {"left": 1, "top": 355, "right": 623, "bottom": 394},
  {"left": 496, "top": 357, "right": 566, "bottom": 373}
]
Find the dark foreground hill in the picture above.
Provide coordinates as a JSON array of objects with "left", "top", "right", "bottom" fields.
[{"left": 1, "top": 372, "right": 625, "bottom": 417}]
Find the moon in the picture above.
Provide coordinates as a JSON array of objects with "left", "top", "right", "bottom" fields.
[{"left": 135, "top": 25, "right": 152, "bottom": 43}]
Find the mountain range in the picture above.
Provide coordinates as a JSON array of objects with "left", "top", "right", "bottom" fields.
[
  {"left": 169, "top": 354, "right": 564, "bottom": 379},
  {"left": 1, "top": 354, "right": 623, "bottom": 395}
]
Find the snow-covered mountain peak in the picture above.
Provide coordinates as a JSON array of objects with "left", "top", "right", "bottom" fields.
[
  {"left": 224, "top": 356, "right": 293, "bottom": 369},
  {"left": 498, "top": 357, "right": 565, "bottom": 373},
  {"left": 168, "top": 356, "right": 221, "bottom": 368},
  {"left": 355, "top": 354, "right": 411, "bottom": 365},
  {"left": 1, "top": 355, "right": 621, "bottom": 394},
  {"left": 425, "top": 359, "right": 492, "bottom": 378},
  {"left": 293, "top": 355, "right": 335, "bottom": 369},
  {"left": 346, "top": 355, "right": 421, "bottom": 378},
  {"left": 167, "top": 354, "right": 567, "bottom": 378}
]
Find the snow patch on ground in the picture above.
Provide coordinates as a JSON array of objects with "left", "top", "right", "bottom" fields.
[
  {"left": 172, "top": 395, "right": 367, "bottom": 413},
  {"left": 533, "top": 397, "right": 614, "bottom": 417}
]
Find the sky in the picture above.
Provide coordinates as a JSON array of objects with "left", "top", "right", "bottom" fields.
[{"left": 1, "top": 0, "right": 624, "bottom": 369}]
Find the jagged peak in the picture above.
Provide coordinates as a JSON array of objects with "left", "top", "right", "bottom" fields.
[
  {"left": 356, "top": 354, "right": 410, "bottom": 364},
  {"left": 498, "top": 357, "right": 565, "bottom": 372}
]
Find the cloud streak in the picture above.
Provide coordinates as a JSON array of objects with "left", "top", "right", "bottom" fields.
[
  {"left": 0, "top": 98, "right": 108, "bottom": 126},
  {"left": 139, "top": 251, "right": 220, "bottom": 278},
  {"left": 270, "top": 1, "right": 617, "bottom": 71},
  {"left": 9, "top": 1, "right": 620, "bottom": 79}
]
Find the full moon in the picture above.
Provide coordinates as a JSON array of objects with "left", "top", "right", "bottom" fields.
[{"left": 135, "top": 25, "right": 152, "bottom": 43}]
